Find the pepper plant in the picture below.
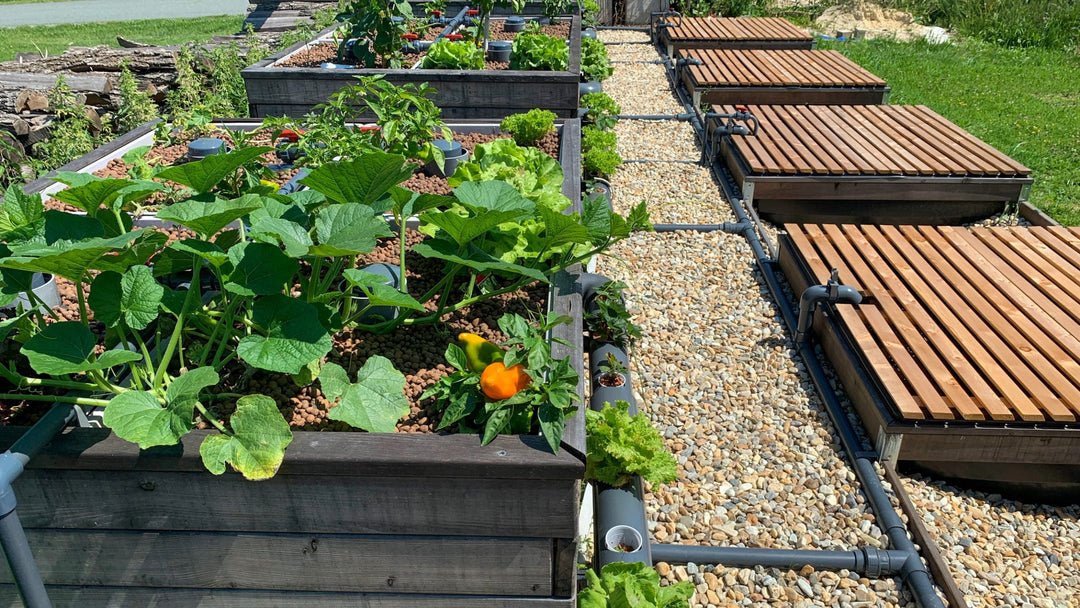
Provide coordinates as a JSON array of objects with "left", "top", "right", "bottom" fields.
[{"left": 335, "top": 0, "right": 414, "bottom": 68}]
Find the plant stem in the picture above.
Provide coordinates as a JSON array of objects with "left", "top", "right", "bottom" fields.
[
  {"left": 398, "top": 217, "right": 408, "bottom": 294},
  {"left": 153, "top": 258, "right": 204, "bottom": 390},
  {"left": 193, "top": 401, "right": 231, "bottom": 435},
  {"left": 0, "top": 394, "right": 110, "bottom": 407},
  {"left": 75, "top": 278, "right": 90, "bottom": 326}
]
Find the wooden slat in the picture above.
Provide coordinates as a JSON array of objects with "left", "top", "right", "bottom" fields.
[
  {"left": 723, "top": 105, "right": 1027, "bottom": 178},
  {"left": 873, "top": 226, "right": 1072, "bottom": 421},
  {"left": 667, "top": 17, "right": 812, "bottom": 42},
  {"left": 805, "top": 224, "right": 952, "bottom": 419},
  {"left": 784, "top": 226, "right": 926, "bottom": 419},
  {"left": 1, "top": 530, "right": 553, "bottom": 595},
  {"left": 784, "top": 224, "right": 1080, "bottom": 423},
  {"left": 687, "top": 49, "right": 884, "bottom": 87},
  {"left": 13, "top": 470, "right": 578, "bottom": 537},
  {"left": 916, "top": 227, "right": 1080, "bottom": 419}
]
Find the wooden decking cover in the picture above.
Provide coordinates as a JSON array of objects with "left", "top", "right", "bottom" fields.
[
  {"left": 682, "top": 49, "right": 886, "bottom": 88},
  {"left": 719, "top": 104, "right": 1031, "bottom": 178},
  {"left": 786, "top": 223, "right": 1080, "bottom": 424},
  {"left": 664, "top": 17, "right": 812, "bottom": 42}
]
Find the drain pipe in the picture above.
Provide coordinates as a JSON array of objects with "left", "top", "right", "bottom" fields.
[
  {"left": 1, "top": 403, "right": 77, "bottom": 608},
  {"left": 437, "top": 6, "right": 471, "bottom": 40},
  {"left": 651, "top": 545, "right": 911, "bottom": 577}
]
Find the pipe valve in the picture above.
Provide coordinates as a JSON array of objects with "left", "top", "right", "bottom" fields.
[{"left": 795, "top": 268, "right": 862, "bottom": 343}]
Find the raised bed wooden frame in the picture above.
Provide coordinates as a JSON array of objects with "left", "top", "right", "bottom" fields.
[
  {"left": 710, "top": 104, "right": 1034, "bottom": 224},
  {"left": 4, "top": 119, "right": 587, "bottom": 606},
  {"left": 777, "top": 223, "right": 1080, "bottom": 501},
  {"left": 676, "top": 48, "right": 889, "bottom": 107},
  {"left": 241, "top": 16, "right": 583, "bottom": 120}
]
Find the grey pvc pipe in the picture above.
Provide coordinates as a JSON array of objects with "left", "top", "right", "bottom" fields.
[
  {"left": 437, "top": 5, "right": 471, "bottom": 40},
  {"left": 0, "top": 510, "right": 49, "bottom": 608},
  {"left": 596, "top": 480, "right": 652, "bottom": 568},
  {"left": 653, "top": 222, "right": 751, "bottom": 233},
  {"left": 617, "top": 114, "right": 694, "bottom": 121},
  {"left": 650, "top": 544, "right": 911, "bottom": 577},
  {"left": 0, "top": 404, "right": 73, "bottom": 608}
]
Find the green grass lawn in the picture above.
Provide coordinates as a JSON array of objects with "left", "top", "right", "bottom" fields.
[
  {"left": 0, "top": 15, "right": 245, "bottom": 62},
  {"left": 820, "top": 38, "right": 1080, "bottom": 225}
]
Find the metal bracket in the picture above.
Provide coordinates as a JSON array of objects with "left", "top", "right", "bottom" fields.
[{"left": 876, "top": 429, "right": 903, "bottom": 464}]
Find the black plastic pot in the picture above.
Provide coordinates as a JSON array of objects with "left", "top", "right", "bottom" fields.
[
  {"left": 503, "top": 16, "right": 526, "bottom": 31},
  {"left": 487, "top": 40, "right": 512, "bottom": 62},
  {"left": 341, "top": 262, "right": 401, "bottom": 323}
]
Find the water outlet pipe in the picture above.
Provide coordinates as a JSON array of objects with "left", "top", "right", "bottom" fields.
[
  {"left": 1, "top": 403, "right": 77, "bottom": 608},
  {"left": 796, "top": 268, "right": 863, "bottom": 343}
]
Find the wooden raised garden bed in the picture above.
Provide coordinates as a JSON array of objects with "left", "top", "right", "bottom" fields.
[
  {"left": 710, "top": 104, "right": 1033, "bottom": 224},
  {"left": 2, "top": 119, "right": 589, "bottom": 606},
  {"left": 660, "top": 16, "right": 814, "bottom": 57},
  {"left": 676, "top": 48, "right": 889, "bottom": 107},
  {"left": 779, "top": 223, "right": 1080, "bottom": 501},
  {"left": 241, "top": 16, "right": 583, "bottom": 120}
]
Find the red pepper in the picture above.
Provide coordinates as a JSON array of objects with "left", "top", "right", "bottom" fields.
[{"left": 279, "top": 128, "right": 303, "bottom": 143}]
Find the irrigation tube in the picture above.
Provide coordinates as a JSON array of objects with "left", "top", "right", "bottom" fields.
[{"left": 0, "top": 403, "right": 76, "bottom": 608}]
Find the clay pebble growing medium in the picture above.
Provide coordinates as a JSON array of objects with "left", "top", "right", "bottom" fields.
[{"left": 595, "top": 27, "right": 1080, "bottom": 608}]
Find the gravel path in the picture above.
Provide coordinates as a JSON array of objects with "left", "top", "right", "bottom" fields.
[{"left": 595, "top": 28, "right": 1080, "bottom": 608}]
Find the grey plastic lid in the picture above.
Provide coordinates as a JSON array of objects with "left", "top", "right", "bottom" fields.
[
  {"left": 505, "top": 16, "right": 525, "bottom": 24},
  {"left": 432, "top": 138, "right": 463, "bottom": 154},
  {"left": 188, "top": 138, "right": 225, "bottom": 159}
]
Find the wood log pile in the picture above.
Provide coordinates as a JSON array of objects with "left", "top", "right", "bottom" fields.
[{"left": 1, "top": 0, "right": 334, "bottom": 178}]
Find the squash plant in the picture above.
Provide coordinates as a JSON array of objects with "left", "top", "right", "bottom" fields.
[{"left": 0, "top": 137, "right": 651, "bottom": 480}]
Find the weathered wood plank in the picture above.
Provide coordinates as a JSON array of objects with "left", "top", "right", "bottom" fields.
[
  {"left": 0, "top": 428, "right": 583, "bottom": 478},
  {"left": 12, "top": 469, "right": 578, "bottom": 537},
  {"left": 0, "top": 587, "right": 573, "bottom": 608},
  {"left": 0, "top": 531, "right": 553, "bottom": 595},
  {"left": 0, "top": 71, "right": 113, "bottom": 94}
]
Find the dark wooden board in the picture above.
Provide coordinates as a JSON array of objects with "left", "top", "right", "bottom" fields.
[
  {"left": 12, "top": 469, "right": 578, "bottom": 536},
  {"left": 0, "top": 531, "right": 553, "bottom": 595},
  {"left": 0, "top": 587, "right": 573, "bottom": 608},
  {"left": 242, "top": 17, "right": 582, "bottom": 119}
]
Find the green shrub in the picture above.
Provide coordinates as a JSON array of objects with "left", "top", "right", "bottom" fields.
[
  {"left": 679, "top": 0, "right": 768, "bottom": 17},
  {"left": 114, "top": 63, "right": 159, "bottom": 133},
  {"left": 902, "top": 0, "right": 1080, "bottom": 49},
  {"left": 31, "top": 75, "right": 100, "bottom": 172},
  {"left": 581, "top": 37, "right": 613, "bottom": 82},
  {"left": 500, "top": 109, "right": 556, "bottom": 145}
]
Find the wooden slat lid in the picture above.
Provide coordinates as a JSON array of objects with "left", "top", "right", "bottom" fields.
[
  {"left": 720, "top": 104, "right": 1032, "bottom": 177},
  {"left": 684, "top": 48, "right": 887, "bottom": 87},
  {"left": 667, "top": 17, "right": 812, "bottom": 42}
]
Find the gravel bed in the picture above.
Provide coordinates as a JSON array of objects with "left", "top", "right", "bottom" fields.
[
  {"left": 609, "top": 162, "right": 733, "bottom": 225},
  {"left": 597, "top": 29, "right": 653, "bottom": 44},
  {"left": 605, "top": 62, "right": 686, "bottom": 115},
  {"left": 592, "top": 34, "right": 1080, "bottom": 608},
  {"left": 616, "top": 120, "right": 701, "bottom": 160}
]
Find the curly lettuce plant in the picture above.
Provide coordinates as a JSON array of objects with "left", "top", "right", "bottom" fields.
[
  {"left": 586, "top": 400, "right": 678, "bottom": 488},
  {"left": 579, "top": 562, "right": 695, "bottom": 608},
  {"left": 421, "top": 40, "right": 486, "bottom": 70},
  {"left": 510, "top": 28, "right": 569, "bottom": 71}
]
